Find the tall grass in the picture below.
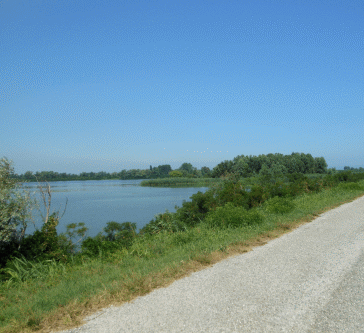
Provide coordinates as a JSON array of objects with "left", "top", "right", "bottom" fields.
[
  {"left": 140, "top": 177, "right": 222, "bottom": 187},
  {"left": 0, "top": 256, "right": 67, "bottom": 289}
]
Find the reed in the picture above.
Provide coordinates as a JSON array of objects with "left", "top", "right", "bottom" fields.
[{"left": 140, "top": 177, "right": 223, "bottom": 187}]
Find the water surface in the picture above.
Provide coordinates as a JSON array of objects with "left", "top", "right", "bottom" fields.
[{"left": 22, "top": 179, "right": 209, "bottom": 239}]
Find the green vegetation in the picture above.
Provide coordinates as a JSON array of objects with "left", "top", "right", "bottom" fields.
[
  {"left": 12, "top": 152, "right": 355, "bottom": 184},
  {"left": 140, "top": 177, "right": 222, "bottom": 187},
  {"left": 1, "top": 155, "right": 364, "bottom": 333},
  {"left": 11, "top": 163, "right": 209, "bottom": 182},
  {"left": 0, "top": 158, "right": 37, "bottom": 261}
]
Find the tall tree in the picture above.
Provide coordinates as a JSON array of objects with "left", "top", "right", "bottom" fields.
[
  {"left": 0, "top": 158, "right": 36, "bottom": 247},
  {"left": 178, "top": 163, "right": 196, "bottom": 174}
]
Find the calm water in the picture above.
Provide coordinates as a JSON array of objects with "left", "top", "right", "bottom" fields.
[{"left": 21, "top": 179, "right": 210, "bottom": 239}]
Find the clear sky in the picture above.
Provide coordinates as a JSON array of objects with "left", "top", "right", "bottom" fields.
[{"left": 1, "top": 0, "right": 363, "bottom": 174}]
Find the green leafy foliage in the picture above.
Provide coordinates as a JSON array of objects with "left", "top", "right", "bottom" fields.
[
  {"left": 81, "top": 221, "right": 137, "bottom": 257},
  {"left": 15, "top": 212, "right": 69, "bottom": 263},
  {"left": 204, "top": 202, "right": 264, "bottom": 229},
  {"left": 139, "top": 211, "right": 188, "bottom": 236},
  {"left": 335, "top": 182, "right": 363, "bottom": 191},
  {"left": 174, "top": 190, "right": 217, "bottom": 228},
  {"left": 264, "top": 196, "right": 296, "bottom": 214},
  {"left": 168, "top": 170, "right": 183, "bottom": 177},
  {"left": 81, "top": 237, "right": 121, "bottom": 258},
  {"left": 57, "top": 222, "right": 88, "bottom": 254},
  {"left": 211, "top": 153, "right": 328, "bottom": 178},
  {"left": 0, "top": 158, "right": 36, "bottom": 247},
  {"left": 247, "top": 184, "right": 269, "bottom": 207}
]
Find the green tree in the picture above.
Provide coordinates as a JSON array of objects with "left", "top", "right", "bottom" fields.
[
  {"left": 169, "top": 170, "right": 184, "bottom": 177},
  {"left": 232, "top": 158, "right": 250, "bottom": 177},
  {"left": 211, "top": 160, "right": 234, "bottom": 178},
  {"left": 0, "top": 158, "right": 36, "bottom": 248},
  {"left": 315, "top": 157, "right": 328, "bottom": 173},
  {"left": 158, "top": 164, "right": 172, "bottom": 177},
  {"left": 178, "top": 163, "right": 196, "bottom": 174},
  {"left": 24, "top": 171, "right": 34, "bottom": 180},
  {"left": 200, "top": 166, "right": 211, "bottom": 177}
]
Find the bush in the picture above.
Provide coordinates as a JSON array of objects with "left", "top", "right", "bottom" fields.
[
  {"left": 286, "top": 173, "right": 308, "bottom": 183},
  {"left": 267, "top": 181, "right": 291, "bottom": 198},
  {"left": 13, "top": 213, "right": 69, "bottom": 263},
  {"left": 139, "top": 210, "right": 189, "bottom": 236},
  {"left": 214, "top": 182, "right": 250, "bottom": 208},
  {"left": 264, "top": 196, "right": 296, "bottom": 214},
  {"left": 335, "top": 182, "right": 363, "bottom": 191},
  {"left": 103, "top": 221, "right": 137, "bottom": 248},
  {"left": 247, "top": 185, "right": 269, "bottom": 208},
  {"left": 204, "top": 202, "right": 264, "bottom": 229},
  {"left": 81, "top": 236, "right": 122, "bottom": 258},
  {"left": 174, "top": 190, "right": 217, "bottom": 228}
]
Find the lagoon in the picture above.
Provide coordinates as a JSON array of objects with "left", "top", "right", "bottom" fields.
[{"left": 22, "top": 179, "right": 209, "bottom": 240}]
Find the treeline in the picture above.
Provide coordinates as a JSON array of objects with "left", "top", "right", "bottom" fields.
[
  {"left": 11, "top": 163, "right": 212, "bottom": 182},
  {"left": 343, "top": 166, "right": 364, "bottom": 172},
  {"left": 12, "top": 152, "right": 357, "bottom": 183},
  {"left": 211, "top": 152, "right": 329, "bottom": 178}
]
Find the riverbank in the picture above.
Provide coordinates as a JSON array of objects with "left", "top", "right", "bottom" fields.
[{"left": 1, "top": 178, "right": 364, "bottom": 333}]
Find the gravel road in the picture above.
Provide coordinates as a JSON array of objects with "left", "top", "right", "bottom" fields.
[{"left": 56, "top": 195, "right": 364, "bottom": 332}]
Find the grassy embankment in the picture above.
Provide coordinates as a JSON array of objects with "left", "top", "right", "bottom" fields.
[{"left": 1, "top": 175, "right": 364, "bottom": 333}]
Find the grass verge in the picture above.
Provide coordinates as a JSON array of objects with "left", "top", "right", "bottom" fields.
[{"left": 1, "top": 181, "right": 364, "bottom": 333}]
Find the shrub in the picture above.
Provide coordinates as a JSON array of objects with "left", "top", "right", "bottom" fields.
[
  {"left": 204, "top": 202, "right": 264, "bottom": 229},
  {"left": 247, "top": 185, "right": 269, "bottom": 208},
  {"left": 264, "top": 196, "right": 296, "bottom": 214},
  {"left": 286, "top": 173, "right": 308, "bottom": 183},
  {"left": 139, "top": 211, "right": 188, "bottom": 236},
  {"left": 214, "top": 182, "right": 250, "bottom": 208},
  {"left": 15, "top": 213, "right": 69, "bottom": 263},
  {"left": 174, "top": 190, "right": 217, "bottom": 228},
  {"left": 335, "top": 182, "right": 363, "bottom": 191},
  {"left": 103, "top": 221, "right": 137, "bottom": 248},
  {"left": 81, "top": 236, "right": 121, "bottom": 258},
  {"left": 267, "top": 181, "right": 291, "bottom": 198}
]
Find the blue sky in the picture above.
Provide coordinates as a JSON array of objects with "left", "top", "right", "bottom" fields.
[{"left": 1, "top": 0, "right": 363, "bottom": 174}]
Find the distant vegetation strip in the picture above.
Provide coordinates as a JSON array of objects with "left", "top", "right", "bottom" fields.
[
  {"left": 12, "top": 152, "right": 364, "bottom": 184},
  {"left": 140, "top": 177, "right": 223, "bottom": 187}
]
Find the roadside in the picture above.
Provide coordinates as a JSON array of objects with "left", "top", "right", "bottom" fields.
[
  {"left": 54, "top": 194, "right": 364, "bottom": 332},
  {"left": 1, "top": 181, "right": 364, "bottom": 333}
]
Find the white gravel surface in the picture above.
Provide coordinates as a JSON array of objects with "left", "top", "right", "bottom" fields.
[{"left": 56, "top": 195, "right": 364, "bottom": 332}]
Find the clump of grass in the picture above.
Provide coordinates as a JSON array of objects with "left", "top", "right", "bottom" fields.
[{"left": 0, "top": 255, "right": 67, "bottom": 288}]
